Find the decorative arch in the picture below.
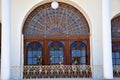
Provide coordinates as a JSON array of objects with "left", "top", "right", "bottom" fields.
[
  {"left": 23, "top": 2, "right": 90, "bottom": 65},
  {"left": 111, "top": 15, "right": 120, "bottom": 77},
  {"left": 23, "top": 2, "right": 90, "bottom": 39},
  {"left": 112, "top": 15, "right": 120, "bottom": 40}
]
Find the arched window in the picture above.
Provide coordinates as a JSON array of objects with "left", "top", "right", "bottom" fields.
[
  {"left": 23, "top": 2, "right": 90, "bottom": 65},
  {"left": 112, "top": 15, "right": 120, "bottom": 65},
  {"left": 49, "top": 41, "right": 64, "bottom": 65},
  {"left": 112, "top": 15, "right": 120, "bottom": 77},
  {"left": 26, "top": 42, "right": 43, "bottom": 65},
  {"left": 70, "top": 41, "right": 87, "bottom": 65}
]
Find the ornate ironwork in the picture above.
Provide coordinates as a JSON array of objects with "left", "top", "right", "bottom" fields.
[
  {"left": 11, "top": 65, "right": 103, "bottom": 79},
  {"left": 113, "top": 65, "right": 120, "bottom": 77}
]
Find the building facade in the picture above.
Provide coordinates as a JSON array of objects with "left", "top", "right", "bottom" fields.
[{"left": 0, "top": 0, "right": 120, "bottom": 80}]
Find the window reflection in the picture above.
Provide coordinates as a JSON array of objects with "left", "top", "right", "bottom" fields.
[
  {"left": 49, "top": 41, "right": 64, "bottom": 65},
  {"left": 112, "top": 43, "right": 120, "bottom": 65},
  {"left": 27, "top": 42, "right": 43, "bottom": 65},
  {"left": 71, "top": 41, "right": 87, "bottom": 65}
]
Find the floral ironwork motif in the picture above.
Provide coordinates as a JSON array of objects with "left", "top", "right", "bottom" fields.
[{"left": 11, "top": 65, "right": 103, "bottom": 79}]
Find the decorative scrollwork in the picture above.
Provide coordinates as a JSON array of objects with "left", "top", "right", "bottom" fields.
[{"left": 11, "top": 65, "right": 104, "bottom": 79}]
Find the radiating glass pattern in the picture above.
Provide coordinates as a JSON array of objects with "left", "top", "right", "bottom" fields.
[
  {"left": 112, "top": 16, "right": 120, "bottom": 40},
  {"left": 23, "top": 2, "right": 89, "bottom": 38}
]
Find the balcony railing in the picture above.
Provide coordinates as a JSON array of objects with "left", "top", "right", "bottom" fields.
[
  {"left": 113, "top": 65, "right": 120, "bottom": 77},
  {"left": 11, "top": 65, "right": 103, "bottom": 79}
]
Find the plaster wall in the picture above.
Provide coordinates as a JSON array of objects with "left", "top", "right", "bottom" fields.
[
  {"left": 111, "top": 0, "right": 120, "bottom": 19},
  {"left": 0, "top": 0, "right": 1, "bottom": 21}
]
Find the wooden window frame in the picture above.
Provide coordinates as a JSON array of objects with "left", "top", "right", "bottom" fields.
[{"left": 24, "top": 36, "right": 90, "bottom": 65}]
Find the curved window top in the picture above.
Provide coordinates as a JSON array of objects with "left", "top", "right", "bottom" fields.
[
  {"left": 49, "top": 41, "right": 64, "bottom": 49},
  {"left": 23, "top": 2, "right": 89, "bottom": 39},
  {"left": 27, "top": 42, "right": 43, "bottom": 51},
  {"left": 71, "top": 41, "right": 87, "bottom": 49},
  {"left": 112, "top": 15, "right": 120, "bottom": 40}
]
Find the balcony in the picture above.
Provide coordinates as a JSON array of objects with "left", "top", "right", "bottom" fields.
[
  {"left": 10, "top": 65, "right": 120, "bottom": 79},
  {"left": 11, "top": 65, "right": 104, "bottom": 79}
]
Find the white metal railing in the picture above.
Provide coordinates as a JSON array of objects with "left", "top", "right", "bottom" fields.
[{"left": 11, "top": 65, "right": 103, "bottom": 79}]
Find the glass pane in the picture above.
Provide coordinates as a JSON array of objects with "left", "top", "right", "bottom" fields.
[
  {"left": 50, "top": 54, "right": 53, "bottom": 63},
  {"left": 54, "top": 58, "right": 57, "bottom": 63},
  {"left": 112, "top": 59, "right": 116, "bottom": 65},
  {"left": 81, "top": 57, "right": 86, "bottom": 64},
  {"left": 72, "top": 50, "right": 77, "bottom": 57},
  {"left": 116, "top": 59, "right": 120, "bottom": 64},
  {"left": 33, "top": 58, "right": 37, "bottom": 64},
  {"left": 33, "top": 58, "right": 37, "bottom": 63},
  {"left": 81, "top": 50, "right": 86, "bottom": 56},
  {"left": 59, "top": 58, "right": 63, "bottom": 63},
  {"left": 39, "top": 51, "right": 42, "bottom": 56},
  {"left": 112, "top": 52, "right": 115, "bottom": 58},
  {"left": 28, "top": 58, "right": 32, "bottom": 64},
  {"left": 28, "top": 51, "right": 32, "bottom": 57},
  {"left": 59, "top": 51, "right": 63, "bottom": 56},
  {"left": 50, "top": 51, "right": 54, "bottom": 56},
  {"left": 118, "top": 59, "right": 120, "bottom": 64},
  {"left": 32, "top": 51, "right": 37, "bottom": 57},
  {"left": 36, "top": 51, "right": 40, "bottom": 55},
  {"left": 55, "top": 51, "right": 59, "bottom": 57},
  {"left": 116, "top": 52, "right": 120, "bottom": 58},
  {"left": 77, "top": 50, "right": 81, "bottom": 56}
]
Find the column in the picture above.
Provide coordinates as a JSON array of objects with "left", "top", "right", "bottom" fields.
[
  {"left": 20, "top": 34, "right": 24, "bottom": 79},
  {"left": 102, "top": 0, "right": 113, "bottom": 79},
  {"left": 1, "top": 0, "right": 11, "bottom": 80}
]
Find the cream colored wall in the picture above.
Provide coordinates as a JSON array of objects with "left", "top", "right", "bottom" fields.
[
  {"left": 71, "top": 0, "right": 103, "bottom": 66},
  {"left": 11, "top": 0, "right": 43, "bottom": 66},
  {"left": 0, "top": 0, "right": 1, "bottom": 21},
  {"left": 111, "top": 0, "right": 120, "bottom": 19},
  {"left": 10, "top": 0, "right": 120, "bottom": 67}
]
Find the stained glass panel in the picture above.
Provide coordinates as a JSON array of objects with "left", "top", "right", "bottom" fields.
[
  {"left": 23, "top": 2, "right": 89, "bottom": 39},
  {"left": 112, "top": 16, "right": 120, "bottom": 40}
]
